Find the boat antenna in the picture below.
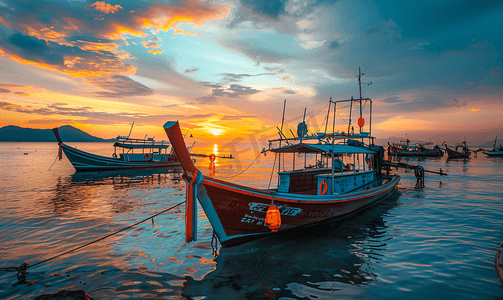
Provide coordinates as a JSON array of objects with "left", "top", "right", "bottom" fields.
[
  {"left": 300, "top": 108, "right": 306, "bottom": 143},
  {"left": 280, "top": 99, "right": 287, "bottom": 144},
  {"left": 324, "top": 97, "right": 332, "bottom": 135},
  {"left": 278, "top": 99, "right": 287, "bottom": 174},
  {"left": 357, "top": 66, "right": 372, "bottom": 134},
  {"left": 348, "top": 96, "right": 353, "bottom": 135},
  {"left": 127, "top": 122, "right": 134, "bottom": 139}
]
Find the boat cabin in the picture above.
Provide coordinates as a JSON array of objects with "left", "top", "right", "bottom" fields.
[
  {"left": 271, "top": 143, "right": 379, "bottom": 195},
  {"left": 113, "top": 138, "right": 172, "bottom": 162}
]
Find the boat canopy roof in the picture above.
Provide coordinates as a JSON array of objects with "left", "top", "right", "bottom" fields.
[
  {"left": 114, "top": 142, "right": 170, "bottom": 149},
  {"left": 270, "top": 143, "right": 376, "bottom": 154}
]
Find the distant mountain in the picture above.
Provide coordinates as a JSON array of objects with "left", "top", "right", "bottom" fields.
[
  {"left": 480, "top": 137, "right": 501, "bottom": 148},
  {"left": 0, "top": 125, "right": 116, "bottom": 142}
]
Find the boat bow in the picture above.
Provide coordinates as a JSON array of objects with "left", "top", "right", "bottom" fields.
[{"left": 163, "top": 121, "right": 197, "bottom": 174}]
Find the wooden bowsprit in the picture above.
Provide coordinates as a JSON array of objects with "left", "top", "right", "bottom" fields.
[{"left": 382, "top": 161, "right": 447, "bottom": 188}]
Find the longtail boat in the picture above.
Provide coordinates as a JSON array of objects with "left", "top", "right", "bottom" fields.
[
  {"left": 483, "top": 136, "right": 503, "bottom": 157},
  {"left": 444, "top": 141, "right": 471, "bottom": 158},
  {"left": 53, "top": 124, "right": 180, "bottom": 172},
  {"left": 388, "top": 139, "right": 443, "bottom": 157},
  {"left": 164, "top": 70, "right": 406, "bottom": 247}
]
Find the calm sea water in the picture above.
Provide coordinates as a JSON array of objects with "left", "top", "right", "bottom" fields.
[{"left": 0, "top": 142, "right": 502, "bottom": 299}]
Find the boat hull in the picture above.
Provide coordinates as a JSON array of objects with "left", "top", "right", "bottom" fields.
[
  {"left": 445, "top": 147, "right": 470, "bottom": 158},
  {"left": 388, "top": 145, "right": 443, "bottom": 157},
  {"left": 483, "top": 151, "right": 503, "bottom": 157},
  {"left": 193, "top": 174, "right": 400, "bottom": 247},
  {"left": 60, "top": 143, "right": 180, "bottom": 172}
]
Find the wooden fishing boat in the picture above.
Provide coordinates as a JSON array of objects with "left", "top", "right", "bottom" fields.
[
  {"left": 388, "top": 140, "right": 443, "bottom": 157},
  {"left": 444, "top": 141, "right": 471, "bottom": 158},
  {"left": 164, "top": 74, "right": 406, "bottom": 247},
  {"left": 52, "top": 125, "right": 180, "bottom": 172},
  {"left": 483, "top": 136, "right": 503, "bottom": 157}
]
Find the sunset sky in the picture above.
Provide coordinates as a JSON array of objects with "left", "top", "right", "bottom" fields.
[{"left": 0, "top": 0, "right": 501, "bottom": 145}]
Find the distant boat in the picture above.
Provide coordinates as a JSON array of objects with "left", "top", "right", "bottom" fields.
[
  {"left": 388, "top": 139, "right": 443, "bottom": 157},
  {"left": 52, "top": 124, "right": 180, "bottom": 172},
  {"left": 483, "top": 136, "right": 503, "bottom": 157},
  {"left": 444, "top": 141, "right": 471, "bottom": 158}
]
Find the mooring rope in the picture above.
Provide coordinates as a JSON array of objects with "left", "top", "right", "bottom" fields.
[
  {"left": 48, "top": 152, "right": 59, "bottom": 171},
  {"left": 0, "top": 200, "right": 186, "bottom": 280},
  {"left": 218, "top": 150, "right": 263, "bottom": 179}
]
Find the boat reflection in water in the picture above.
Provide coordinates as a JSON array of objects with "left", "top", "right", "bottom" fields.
[
  {"left": 49, "top": 169, "right": 183, "bottom": 215},
  {"left": 182, "top": 191, "right": 400, "bottom": 299},
  {"left": 70, "top": 168, "right": 183, "bottom": 186}
]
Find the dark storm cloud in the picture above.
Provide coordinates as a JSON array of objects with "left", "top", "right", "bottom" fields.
[
  {"left": 228, "top": 0, "right": 336, "bottom": 28},
  {"left": 7, "top": 33, "right": 64, "bottom": 65},
  {"left": 389, "top": 0, "right": 503, "bottom": 38},
  {"left": 240, "top": 0, "right": 285, "bottom": 19},
  {"left": 325, "top": 40, "right": 339, "bottom": 51}
]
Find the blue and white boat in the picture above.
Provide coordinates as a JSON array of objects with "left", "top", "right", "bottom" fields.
[{"left": 52, "top": 126, "right": 180, "bottom": 172}]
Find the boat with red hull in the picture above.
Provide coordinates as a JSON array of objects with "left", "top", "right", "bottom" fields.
[
  {"left": 165, "top": 121, "right": 399, "bottom": 247},
  {"left": 164, "top": 73, "right": 404, "bottom": 247}
]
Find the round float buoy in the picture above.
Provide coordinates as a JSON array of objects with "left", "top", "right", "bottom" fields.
[
  {"left": 265, "top": 205, "right": 281, "bottom": 232},
  {"left": 319, "top": 180, "right": 328, "bottom": 195},
  {"left": 208, "top": 153, "right": 216, "bottom": 162},
  {"left": 144, "top": 153, "right": 150, "bottom": 159},
  {"left": 358, "top": 117, "right": 365, "bottom": 127}
]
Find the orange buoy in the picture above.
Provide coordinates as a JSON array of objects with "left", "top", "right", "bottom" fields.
[
  {"left": 208, "top": 153, "right": 216, "bottom": 162},
  {"left": 319, "top": 180, "right": 328, "bottom": 195},
  {"left": 358, "top": 117, "right": 365, "bottom": 127},
  {"left": 144, "top": 153, "right": 150, "bottom": 159},
  {"left": 265, "top": 205, "right": 281, "bottom": 232}
]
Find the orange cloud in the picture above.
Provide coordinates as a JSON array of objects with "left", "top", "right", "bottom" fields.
[
  {"left": 173, "top": 29, "right": 199, "bottom": 36},
  {"left": 90, "top": 1, "right": 123, "bottom": 14},
  {"left": 141, "top": 40, "right": 161, "bottom": 48},
  {"left": 104, "top": 24, "right": 148, "bottom": 40},
  {"left": 281, "top": 76, "right": 293, "bottom": 81},
  {"left": 148, "top": 50, "right": 164, "bottom": 55},
  {"left": 138, "top": 0, "right": 231, "bottom": 31},
  {"left": 470, "top": 107, "right": 482, "bottom": 112}
]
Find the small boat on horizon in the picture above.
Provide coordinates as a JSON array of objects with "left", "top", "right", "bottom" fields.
[
  {"left": 388, "top": 138, "right": 443, "bottom": 157},
  {"left": 53, "top": 123, "right": 180, "bottom": 172},
  {"left": 483, "top": 136, "right": 503, "bottom": 157},
  {"left": 444, "top": 141, "right": 471, "bottom": 158}
]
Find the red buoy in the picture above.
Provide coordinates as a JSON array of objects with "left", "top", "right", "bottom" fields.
[
  {"left": 265, "top": 205, "right": 281, "bottom": 232},
  {"left": 358, "top": 118, "right": 365, "bottom": 127}
]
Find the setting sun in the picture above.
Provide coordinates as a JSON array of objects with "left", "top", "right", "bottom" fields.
[{"left": 208, "top": 128, "right": 224, "bottom": 136}]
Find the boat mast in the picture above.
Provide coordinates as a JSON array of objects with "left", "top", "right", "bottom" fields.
[
  {"left": 127, "top": 122, "right": 134, "bottom": 139},
  {"left": 279, "top": 99, "right": 286, "bottom": 173},
  {"left": 358, "top": 67, "right": 363, "bottom": 134},
  {"left": 324, "top": 97, "right": 332, "bottom": 135}
]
